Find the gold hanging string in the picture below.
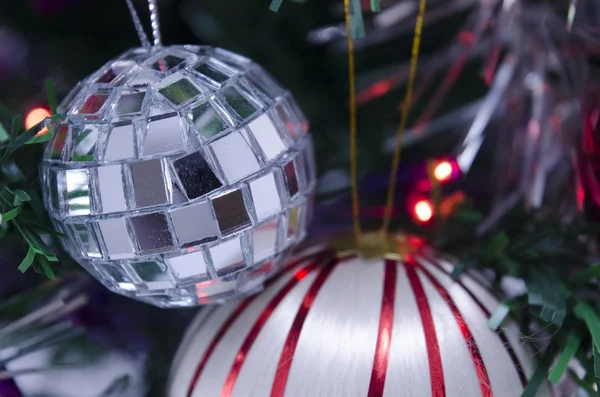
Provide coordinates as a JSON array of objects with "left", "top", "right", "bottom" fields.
[
  {"left": 380, "top": 0, "right": 427, "bottom": 235},
  {"left": 344, "top": 0, "right": 362, "bottom": 242}
]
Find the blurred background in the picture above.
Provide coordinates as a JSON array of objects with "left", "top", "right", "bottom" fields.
[{"left": 0, "top": 0, "right": 597, "bottom": 395}]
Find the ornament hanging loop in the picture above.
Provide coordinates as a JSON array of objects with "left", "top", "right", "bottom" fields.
[
  {"left": 125, "top": 0, "right": 151, "bottom": 49},
  {"left": 148, "top": 0, "right": 162, "bottom": 47}
]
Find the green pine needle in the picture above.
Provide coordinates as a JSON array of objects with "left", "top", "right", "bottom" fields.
[
  {"left": 18, "top": 247, "right": 35, "bottom": 273},
  {"left": 548, "top": 332, "right": 581, "bottom": 383}
]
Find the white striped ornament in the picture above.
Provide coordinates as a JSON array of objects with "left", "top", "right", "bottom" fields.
[{"left": 168, "top": 247, "right": 553, "bottom": 397}]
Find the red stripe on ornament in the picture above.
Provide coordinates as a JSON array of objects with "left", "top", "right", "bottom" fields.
[
  {"left": 416, "top": 263, "right": 493, "bottom": 397},
  {"left": 186, "top": 254, "right": 325, "bottom": 397},
  {"left": 405, "top": 262, "right": 446, "bottom": 397},
  {"left": 420, "top": 255, "right": 527, "bottom": 388},
  {"left": 270, "top": 257, "right": 339, "bottom": 397},
  {"left": 219, "top": 259, "right": 324, "bottom": 397},
  {"left": 366, "top": 259, "right": 397, "bottom": 397}
]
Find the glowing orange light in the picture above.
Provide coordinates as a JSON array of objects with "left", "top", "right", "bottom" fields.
[
  {"left": 434, "top": 161, "right": 453, "bottom": 182},
  {"left": 25, "top": 107, "right": 51, "bottom": 130},
  {"left": 414, "top": 200, "right": 433, "bottom": 222}
]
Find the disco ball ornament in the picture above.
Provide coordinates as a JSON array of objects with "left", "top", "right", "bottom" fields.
[
  {"left": 168, "top": 247, "right": 552, "bottom": 397},
  {"left": 41, "top": 46, "right": 316, "bottom": 308}
]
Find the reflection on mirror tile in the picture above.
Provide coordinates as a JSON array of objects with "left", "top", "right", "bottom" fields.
[
  {"left": 48, "top": 125, "right": 70, "bottom": 160},
  {"left": 65, "top": 169, "right": 90, "bottom": 216},
  {"left": 75, "top": 93, "right": 110, "bottom": 116},
  {"left": 130, "top": 159, "right": 169, "bottom": 207},
  {"left": 253, "top": 219, "right": 278, "bottom": 262},
  {"left": 97, "top": 264, "right": 136, "bottom": 291},
  {"left": 274, "top": 101, "right": 299, "bottom": 139},
  {"left": 248, "top": 114, "right": 286, "bottom": 161},
  {"left": 173, "top": 151, "right": 222, "bottom": 199},
  {"left": 169, "top": 201, "right": 218, "bottom": 247},
  {"left": 97, "top": 165, "right": 127, "bottom": 213},
  {"left": 249, "top": 172, "right": 281, "bottom": 221},
  {"left": 167, "top": 250, "right": 208, "bottom": 280},
  {"left": 130, "top": 260, "right": 173, "bottom": 290},
  {"left": 194, "top": 279, "right": 237, "bottom": 302},
  {"left": 94, "top": 61, "right": 133, "bottom": 84},
  {"left": 71, "top": 223, "right": 101, "bottom": 258},
  {"left": 159, "top": 78, "right": 200, "bottom": 106},
  {"left": 284, "top": 160, "right": 299, "bottom": 198},
  {"left": 209, "top": 132, "right": 259, "bottom": 183},
  {"left": 149, "top": 55, "right": 186, "bottom": 73},
  {"left": 116, "top": 91, "right": 146, "bottom": 116},
  {"left": 188, "top": 101, "right": 227, "bottom": 139},
  {"left": 143, "top": 114, "right": 185, "bottom": 156},
  {"left": 131, "top": 212, "right": 174, "bottom": 254},
  {"left": 98, "top": 218, "right": 134, "bottom": 259},
  {"left": 211, "top": 189, "right": 250, "bottom": 235},
  {"left": 71, "top": 125, "right": 100, "bottom": 162},
  {"left": 104, "top": 123, "right": 135, "bottom": 161},
  {"left": 287, "top": 206, "right": 301, "bottom": 241},
  {"left": 194, "top": 61, "right": 230, "bottom": 86},
  {"left": 48, "top": 170, "right": 61, "bottom": 212},
  {"left": 222, "top": 86, "right": 257, "bottom": 119},
  {"left": 210, "top": 237, "right": 244, "bottom": 275}
]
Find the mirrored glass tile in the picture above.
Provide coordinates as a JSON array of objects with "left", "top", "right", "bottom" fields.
[
  {"left": 65, "top": 169, "right": 90, "bottom": 216},
  {"left": 71, "top": 125, "right": 101, "bottom": 162},
  {"left": 142, "top": 114, "right": 186, "bottom": 156},
  {"left": 169, "top": 201, "right": 218, "bottom": 247},
  {"left": 194, "top": 279, "right": 237, "bottom": 302},
  {"left": 97, "top": 165, "right": 127, "bottom": 213},
  {"left": 285, "top": 96, "right": 309, "bottom": 133},
  {"left": 209, "top": 237, "right": 244, "bottom": 275},
  {"left": 274, "top": 100, "right": 300, "bottom": 139},
  {"left": 211, "top": 189, "right": 251, "bottom": 235},
  {"left": 159, "top": 77, "right": 201, "bottom": 106},
  {"left": 98, "top": 218, "right": 134, "bottom": 259},
  {"left": 173, "top": 151, "right": 222, "bottom": 199},
  {"left": 94, "top": 61, "right": 133, "bottom": 84},
  {"left": 193, "top": 60, "right": 232, "bottom": 87},
  {"left": 71, "top": 223, "right": 101, "bottom": 258},
  {"left": 167, "top": 251, "right": 208, "bottom": 281},
  {"left": 131, "top": 212, "right": 174, "bottom": 254},
  {"left": 130, "top": 159, "right": 169, "bottom": 208},
  {"left": 187, "top": 100, "right": 228, "bottom": 140},
  {"left": 222, "top": 86, "right": 258, "bottom": 120},
  {"left": 48, "top": 125, "right": 70, "bottom": 160},
  {"left": 116, "top": 91, "right": 146, "bottom": 116},
  {"left": 284, "top": 159, "right": 299, "bottom": 198},
  {"left": 209, "top": 132, "right": 259, "bottom": 183},
  {"left": 287, "top": 205, "right": 302, "bottom": 241},
  {"left": 48, "top": 170, "right": 61, "bottom": 213},
  {"left": 130, "top": 260, "right": 173, "bottom": 290},
  {"left": 149, "top": 55, "right": 186, "bottom": 73},
  {"left": 74, "top": 92, "right": 110, "bottom": 118},
  {"left": 104, "top": 122, "right": 136, "bottom": 161},
  {"left": 253, "top": 219, "right": 278, "bottom": 262},
  {"left": 248, "top": 113, "right": 286, "bottom": 161},
  {"left": 96, "top": 264, "right": 136, "bottom": 291},
  {"left": 249, "top": 172, "right": 282, "bottom": 221},
  {"left": 245, "top": 64, "right": 285, "bottom": 100}
]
